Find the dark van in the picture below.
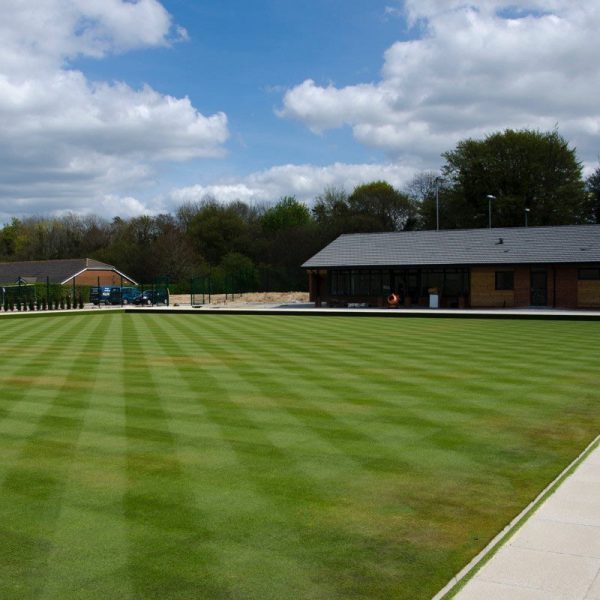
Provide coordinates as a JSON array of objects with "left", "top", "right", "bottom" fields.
[
  {"left": 109, "top": 286, "right": 141, "bottom": 305},
  {"left": 90, "top": 286, "right": 112, "bottom": 305}
]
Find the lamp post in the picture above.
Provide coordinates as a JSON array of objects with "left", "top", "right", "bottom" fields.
[
  {"left": 525, "top": 207, "right": 530, "bottom": 227},
  {"left": 486, "top": 195, "right": 496, "bottom": 228}
]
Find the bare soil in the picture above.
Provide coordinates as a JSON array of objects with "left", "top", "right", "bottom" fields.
[{"left": 170, "top": 291, "right": 309, "bottom": 306}]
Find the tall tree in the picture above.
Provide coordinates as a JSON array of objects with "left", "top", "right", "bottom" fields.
[
  {"left": 348, "top": 181, "right": 418, "bottom": 231},
  {"left": 261, "top": 196, "right": 310, "bottom": 233},
  {"left": 186, "top": 199, "right": 251, "bottom": 265},
  {"left": 442, "top": 129, "right": 587, "bottom": 228},
  {"left": 404, "top": 171, "right": 450, "bottom": 230},
  {"left": 585, "top": 165, "right": 600, "bottom": 224}
]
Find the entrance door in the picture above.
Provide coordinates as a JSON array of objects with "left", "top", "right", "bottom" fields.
[{"left": 530, "top": 270, "right": 547, "bottom": 306}]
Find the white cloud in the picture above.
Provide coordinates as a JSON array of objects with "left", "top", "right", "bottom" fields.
[
  {"left": 280, "top": 1, "right": 600, "bottom": 170},
  {"left": 167, "top": 162, "right": 419, "bottom": 207},
  {"left": 0, "top": 1, "right": 228, "bottom": 218}
]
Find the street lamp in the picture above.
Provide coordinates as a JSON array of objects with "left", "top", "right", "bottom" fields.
[
  {"left": 486, "top": 195, "right": 496, "bottom": 228},
  {"left": 525, "top": 207, "right": 530, "bottom": 227}
]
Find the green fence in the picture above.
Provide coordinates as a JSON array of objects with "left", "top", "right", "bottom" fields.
[
  {"left": 189, "top": 266, "right": 306, "bottom": 305},
  {"left": 0, "top": 279, "right": 86, "bottom": 312}
]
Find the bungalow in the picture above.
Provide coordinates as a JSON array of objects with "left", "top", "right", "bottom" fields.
[
  {"left": 302, "top": 225, "right": 600, "bottom": 309},
  {"left": 0, "top": 258, "right": 137, "bottom": 287}
]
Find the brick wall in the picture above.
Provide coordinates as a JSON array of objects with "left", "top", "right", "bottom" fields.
[
  {"left": 554, "top": 266, "right": 578, "bottom": 308},
  {"left": 67, "top": 270, "right": 132, "bottom": 286}
]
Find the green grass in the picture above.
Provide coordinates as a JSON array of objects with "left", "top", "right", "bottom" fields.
[{"left": 0, "top": 313, "right": 599, "bottom": 599}]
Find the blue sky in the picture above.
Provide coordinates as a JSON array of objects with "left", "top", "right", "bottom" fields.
[
  {"left": 1, "top": 1, "right": 599, "bottom": 220},
  {"left": 72, "top": 1, "right": 408, "bottom": 184}
]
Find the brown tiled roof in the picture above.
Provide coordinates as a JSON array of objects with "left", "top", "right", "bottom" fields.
[{"left": 0, "top": 258, "right": 119, "bottom": 284}]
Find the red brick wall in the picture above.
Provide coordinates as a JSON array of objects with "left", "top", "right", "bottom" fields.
[
  {"left": 513, "top": 266, "right": 530, "bottom": 306},
  {"left": 554, "top": 266, "right": 578, "bottom": 308},
  {"left": 67, "top": 270, "right": 134, "bottom": 286}
]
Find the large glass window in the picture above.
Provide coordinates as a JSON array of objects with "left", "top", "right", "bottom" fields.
[
  {"left": 329, "top": 267, "right": 468, "bottom": 297},
  {"left": 578, "top": 268, "right": 600, "bottom": 280}
]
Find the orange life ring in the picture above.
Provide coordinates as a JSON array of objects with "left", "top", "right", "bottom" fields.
[{"left": 388, "top": 293, "right": 400, "bottom": 306}]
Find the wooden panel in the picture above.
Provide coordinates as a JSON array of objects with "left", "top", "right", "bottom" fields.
[
  {"left": 470, "top": 267, "right": 514, "bottom": 307},
  {"left": 578, "top": 280, "right": 600, "bottom": 307}
]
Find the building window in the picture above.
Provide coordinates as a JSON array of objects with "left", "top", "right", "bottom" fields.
[
  {"left": 578, "top": 268, "right": 600, "bottom": 280},
  {"left": 495, "top": 271, "right": 514, "bottom": 290}
]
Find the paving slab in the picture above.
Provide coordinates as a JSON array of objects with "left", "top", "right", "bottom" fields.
[{"left": 453, "top": 442, "right": 600, "bottom": 600}]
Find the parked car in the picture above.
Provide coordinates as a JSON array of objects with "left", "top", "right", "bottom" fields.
[
  {"left": 133, "top": 289, "right": 169, "bottom": 306},
  {"left": 90, "top": 286, "right": 112, "bottom": 305},
  {"left": 109, "top": 286, "right": 141, "bottom": 305}
]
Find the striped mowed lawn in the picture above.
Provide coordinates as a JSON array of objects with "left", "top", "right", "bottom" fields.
[{"left": 0, "top": 312, "right": 599, "bottom": 599}]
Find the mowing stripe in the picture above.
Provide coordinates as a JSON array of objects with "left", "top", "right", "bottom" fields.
[
  {"left": 121, "top": 314, "right": 229, "bottom": 598},
  {"left": 38, "top": 314, "right": 132, "bottom": 599},
  {"left": 0, "top": 314, "right": 112, "bottom": 598}
]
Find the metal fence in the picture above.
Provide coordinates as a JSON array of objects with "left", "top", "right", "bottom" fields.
[
  {"left": 189, "top": 266, "right": 306, "bottom": 305},
  {"left": 0, "top": 276, "right": 171, "bottom": 312},
  {"left": 0, "top": 279, "right": 85, "bottom": 312}
]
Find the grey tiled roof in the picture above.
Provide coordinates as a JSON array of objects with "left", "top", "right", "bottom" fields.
[
  {"left": 0, "top": 258, "right": 118, "bottom": 284},
  {"left": 302, "top": 225, "right": 600, "bottom": 268}
]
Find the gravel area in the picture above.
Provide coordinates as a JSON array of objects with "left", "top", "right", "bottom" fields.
[{"left": 170, "top": 291, "right": 309, "bottom": 306}]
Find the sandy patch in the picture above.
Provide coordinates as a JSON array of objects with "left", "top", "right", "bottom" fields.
[{"left": 170, "top": 291, "right": 309, "bottom": 306}]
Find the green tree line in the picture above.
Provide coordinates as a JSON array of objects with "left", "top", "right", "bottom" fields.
[{"left": 1, "top": 129, "right": 599, "bottom": 290}]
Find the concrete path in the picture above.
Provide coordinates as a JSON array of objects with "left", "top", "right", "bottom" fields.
[{"left": 453, "top": 442, "right": 600, "bottom": 600}]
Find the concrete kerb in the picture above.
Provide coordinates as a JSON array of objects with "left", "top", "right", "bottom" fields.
[
  {"left": 433, "top": 434, "right": 600, "bottom": 600},
  {"left": 124, "top": 305, "right": 600, "bottom": 320},
  {"left": 3, "top": 304, "right": 600, "bottom": 320},
  {"left": 0, "top": 306, "right": 123, "bottom": 318}
]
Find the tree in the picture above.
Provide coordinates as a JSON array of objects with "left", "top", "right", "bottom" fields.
[
  {"left": 585, "top": 165, "right": 600, "bottom": 224},
  {"left": 261, "top": 196, "right": 310, "bottom": 233},
  {"left": 0, "top": 218, "right": 26, "bottom": 258},
  {"left": 312, "top": 182, "right": 417, "bottom": 237},
  {"left": 348, "top": 181, "right": 418, "bottom": 231},
  {"left": 442, "top": 129, "right": 587, "bottom": 228},
  {"left": 404, "top": 171, "right": 450, "bottom": 230},
  {"left": 186, "top": 199, "right": 251, "bottom": 265}
]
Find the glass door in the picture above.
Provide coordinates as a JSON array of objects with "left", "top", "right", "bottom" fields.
[{"left": 530, "top": 270, "right": 547, "bottom": 306}]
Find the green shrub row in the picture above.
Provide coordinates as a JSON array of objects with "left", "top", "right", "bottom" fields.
[{"left": 1, "top": 294, "right": 85, "bottom": 312}]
